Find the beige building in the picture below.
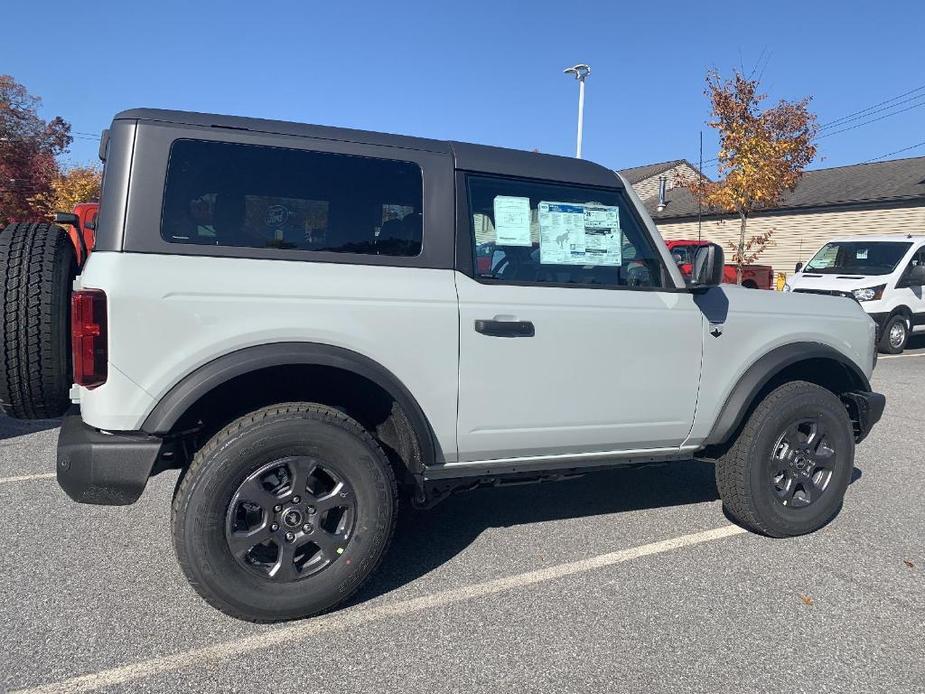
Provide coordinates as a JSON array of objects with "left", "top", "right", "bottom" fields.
[{"left": 620, "top": 156, "right": 925, "bottom": 277}]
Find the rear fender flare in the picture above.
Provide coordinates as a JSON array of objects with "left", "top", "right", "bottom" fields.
[{"left": 140, "top": 342, "right": 441, "bottom": 470}]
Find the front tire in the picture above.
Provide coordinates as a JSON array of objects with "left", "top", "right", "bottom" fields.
[
  {"left": 878, "top": 314, "right": 908, "bottom": 354},
  {"left": 715, "top": 381, "right": 855, "bottom": 537},
  {"left": 172, "top": 403, "right": 398, "bottom": 622}
]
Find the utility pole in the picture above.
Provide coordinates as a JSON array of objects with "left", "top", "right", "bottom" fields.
[
  {"left": 697, "top": 130, "right": 703, "bottom": 242},
  {"left": 563, "top": 64, "right": 591, "bottom": 158}
]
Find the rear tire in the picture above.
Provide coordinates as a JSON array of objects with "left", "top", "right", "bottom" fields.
[
  {"left": 715, "top": 381, "right": 855, "bottom": 537},
  {"left": 0, "top": 222, "right": 76, "bottom": 419},
  {"left": 877, "top": 314, "right": 908, "bottom": 354},
  {"left": 172, "top": 403, "right": 398, "bottom": 622}
]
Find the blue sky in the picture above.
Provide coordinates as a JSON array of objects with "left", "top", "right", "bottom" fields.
[{"left": 6, "top": 0, "right": 925, "bottom": 175}]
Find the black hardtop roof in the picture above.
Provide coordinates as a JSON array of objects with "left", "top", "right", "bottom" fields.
[{"left": 114, "top": 108, "right": 622, "bottom": 189}]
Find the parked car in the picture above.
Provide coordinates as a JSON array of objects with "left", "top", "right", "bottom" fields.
[
  {"left": 0, "top": 109, "right": 884, "bottom": 622},
  {"left": 667, "top": 239, "right": 774, "bottom": 289},
  {"left": 785, "top": 235, "right": 925, "bottom": 353}
]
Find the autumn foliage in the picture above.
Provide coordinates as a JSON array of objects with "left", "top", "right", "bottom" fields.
[
  {"left": 0, "top": 75, "right": 73, "bottom": 225},
  {"left": 691, "top": 70, "right": 818, "bottom": 280},
  {"left": 32, "top": 164, "right": 102, "bottom": 217}
]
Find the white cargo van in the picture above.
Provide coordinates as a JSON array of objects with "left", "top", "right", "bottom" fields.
[{"left": 785, "top": 235, "right": 925, "bottom": 353}]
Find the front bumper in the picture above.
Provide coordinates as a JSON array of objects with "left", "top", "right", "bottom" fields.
[
  {"left": 867, "top": 312, "right": 894, "bottom": 344},
  {"left": 841, "top": 391, "right": 886, "bottom": 443},
  {"left": 57, "top": 413, "right": 165, "bottom": 505}
]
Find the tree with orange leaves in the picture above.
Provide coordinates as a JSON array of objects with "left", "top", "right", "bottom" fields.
[
  {"left": 692, "top": 70, "right": 817, "bottom": 282},
  {"left": 32, "top": 164, "right": 102, "bottom": 216},
  {"left": 0, "top": 75, "right": 72, "bottom": 224}
]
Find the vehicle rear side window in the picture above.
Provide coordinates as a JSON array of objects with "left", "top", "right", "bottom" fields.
[
  {"left": 467, "top": 175, "right": 665, "bottom": 288},
  {"left": 161, "top": 140, "right": 423, "bottom": 256}
]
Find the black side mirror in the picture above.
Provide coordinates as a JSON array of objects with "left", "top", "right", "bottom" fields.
[
  {"left": 794, "top": 261, "right": 804, "bottom": 273},
  {"left": 53, "top": 212, "right": 89, "bottom": 266},
  {"left": 690, "top": 243, "right": 724, "bottom": 288},
  {"left": 902, "top": 264, "right": 925, "bottom": 287}
]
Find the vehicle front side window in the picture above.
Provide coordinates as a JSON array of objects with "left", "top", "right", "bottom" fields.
[
  {"left": 161, "top": 140, "right": 423, "bottom": 256},
  {"left": 467, "top": 176, "right": 664, "bottom": 289},
  {"left": 903, "top": 247, "right": 925, "bottom": 285}
]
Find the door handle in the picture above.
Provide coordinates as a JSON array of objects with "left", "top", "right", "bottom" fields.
[{"left": 474, "top": 319, "right": 535, "bottom": 338}]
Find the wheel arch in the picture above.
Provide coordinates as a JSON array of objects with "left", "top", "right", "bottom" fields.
[
  {"left": 889, "top": 305, "right": 913, "bottom": 325},
  {"left": 703, "top": 342, "right": 870, "bottom": 448},
  {"left": 141, "top": 342, "right": 443, "bottom": 477}
]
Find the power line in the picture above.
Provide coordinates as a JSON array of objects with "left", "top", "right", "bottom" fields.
[
  {"left": 862, "top": 140, "right": 925, "bottom": 163},
  {"left": 819, "top": 84, "right": 925, "bottom": 129},
  {"left": 818, "top": 100, "right": 925, "bottom": 139},
  {"left": 817, "top": 93, "right": 925, "bottom": 133}
]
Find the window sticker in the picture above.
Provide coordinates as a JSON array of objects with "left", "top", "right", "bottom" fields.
[
  {"left": 538, "top": 201, "right": 621, "bottom": 266},
  {"left": 538, "top": 201, "right": 586, "bottom": 264},
  {"left": 856, "top": 248, "right": 869, "bottom": 260},
  {"left": 493, "top": 196, "right": 532, "bottom": 246},
  {"left": 583, "top": 204, "right": 622, "bottom": 266}
]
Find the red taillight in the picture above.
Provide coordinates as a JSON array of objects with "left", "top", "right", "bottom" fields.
[{"left": 71, "top": 289, "right": 107, "bottom": 389}]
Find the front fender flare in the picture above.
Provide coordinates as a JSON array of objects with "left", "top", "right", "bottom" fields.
[{"left": 703, "top": 342, "right": 870, "bottom": 446}]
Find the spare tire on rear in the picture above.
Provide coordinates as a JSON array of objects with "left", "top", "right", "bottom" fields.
[{"left": 0, "top": 222, "right": 76, "bottom": 419}]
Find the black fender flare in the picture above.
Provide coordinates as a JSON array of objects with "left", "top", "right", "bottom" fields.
[
  {"left": 141, "top": 342, "right": 441, "bottom": 467},
  {"left": 704, "top": 342, "right": 871, "bottom": 446}
]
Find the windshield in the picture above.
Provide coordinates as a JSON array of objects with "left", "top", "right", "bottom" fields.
[{"left": 804, "top": 241, "right": 912, "bottom": 275}]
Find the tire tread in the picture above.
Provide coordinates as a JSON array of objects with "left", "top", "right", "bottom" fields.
[{"left": 0, "top": 222, "right": 75, "bottom": 418}]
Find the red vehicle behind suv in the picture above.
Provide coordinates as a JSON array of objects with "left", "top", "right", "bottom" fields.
[{"left": 667, "top": 239, "right": 774, "bottom": 289}]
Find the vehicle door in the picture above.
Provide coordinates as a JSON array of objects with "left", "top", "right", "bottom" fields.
[
  {"left": 454, "top": 174, "right": 704, "bottom": 463},
  {"left": 897, "top": 244, "right": 925, "bottom": 332}
]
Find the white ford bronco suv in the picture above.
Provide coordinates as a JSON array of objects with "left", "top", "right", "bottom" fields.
[{"left": 0, "top": 109, "right": 884, "bottom": 622}]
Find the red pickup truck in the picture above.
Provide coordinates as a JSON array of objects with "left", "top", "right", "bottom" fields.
[{"left": 666, "top": 239, "right": 774, "bottom": 289}]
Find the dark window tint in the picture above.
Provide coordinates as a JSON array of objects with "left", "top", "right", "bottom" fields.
[
  {"left": 161, "top": 140, "right": 423, "bottom": 256},
  {"left": 467, "top": 176, "right": 664, "bottom": 288}
]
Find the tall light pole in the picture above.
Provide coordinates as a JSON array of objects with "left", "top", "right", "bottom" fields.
[{"left": 563, "top": 64, "right": 591, "bottom": 158}]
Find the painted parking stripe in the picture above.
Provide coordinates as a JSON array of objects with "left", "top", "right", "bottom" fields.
[
  {"left": 0, "top": 472, "right": 56, "bottom": 485},
  {"left": 13, "top": 524, "right": 747, "bottom": 694},
  {"left": 880, "top": 352, "right": 925, "bottom": 360}
]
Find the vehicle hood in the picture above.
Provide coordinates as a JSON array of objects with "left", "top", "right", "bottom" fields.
[{"left": 788, "top": 272, "right": 889, "bottom": 293}]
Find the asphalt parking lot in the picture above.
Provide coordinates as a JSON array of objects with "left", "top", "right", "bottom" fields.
[{"left": 1, "top": 338, "right": 924, "bottom": 694}]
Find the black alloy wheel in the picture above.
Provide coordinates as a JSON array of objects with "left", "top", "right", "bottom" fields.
[
  {"left": 769, "top": 418, "right": 837, "bottom": 509},
  {"left": 226, "top": 457, "right": 356, "bottom": 581}
]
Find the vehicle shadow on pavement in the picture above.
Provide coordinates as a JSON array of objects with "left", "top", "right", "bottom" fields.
[
  {"left": 0, "top": 415, "right": 60, "bottom": 441},
  {"left": 351, "top": 460, "right": 866, "bottom": 606},
  {"left": 350, "top": 459, "right": 722, "bottom": 606}
]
